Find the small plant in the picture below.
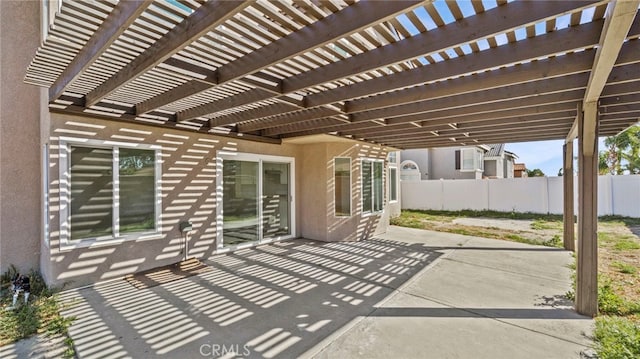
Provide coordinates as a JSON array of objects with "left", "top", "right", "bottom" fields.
[
  {"left": 531, "top": 219, "right": 562, "bottom": 231},
  {"left": 613, "top": 239, "right": 640, "bottom": 251},
  {"left": 597, "top": 276, "right": 640, "bottom": 316},
  {"left": 542, "top": 235, "right": 562, "bottom": 248},
  {"left": 0, "top": 265, "right": 76, "bottom": 357},
  {"left": 598, "top": 278, "right": 626, "bottom": 315},
  {"left": 594, "top": 316, "right": 640, "bottom": 359},
  {"left": 611, "top": 261, "right": 638, "bottom": 275}
]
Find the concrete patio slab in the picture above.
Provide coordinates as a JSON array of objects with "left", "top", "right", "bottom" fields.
[{"left": 4, "top": 226, "right": 594, "bottom": 358}]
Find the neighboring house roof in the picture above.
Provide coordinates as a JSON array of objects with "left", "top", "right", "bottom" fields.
[
  {"left": 485, "top": 144, "right": 519, "bottom": 159},
  {"left": 504, "top": 150, "right": 518, "bottom": 159},
  {"left": 514, "top": 163, "right": 527, "bottom": 171},
  {"left": 485, "top": 144, "right": 505, "bottom": 157}
]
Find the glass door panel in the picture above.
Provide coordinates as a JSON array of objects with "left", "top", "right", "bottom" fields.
[
  {"left": 262, "top": 162, "right": 290, "bottom": 238},
  {"left": 222, "top": 160, "right": 259, "bottom": 246}
]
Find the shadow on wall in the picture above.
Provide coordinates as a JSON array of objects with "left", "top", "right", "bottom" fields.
[
  {"left": 45, "top": 118, "right": 290, "bottom": 287},
  {"left": 57, "top": 237, "right": 442, "bottom": 358},
  {"left": 325, "top": 143, "right": 387, "bottom": 241}
]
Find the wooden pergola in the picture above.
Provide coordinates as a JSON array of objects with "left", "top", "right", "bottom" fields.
[{"left": 25, "top": 0, "right": 640, "bottom": 317}]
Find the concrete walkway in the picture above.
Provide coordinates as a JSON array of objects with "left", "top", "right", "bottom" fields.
[{"left": 1, "top": 226, "right": 594, "bottom": 358}]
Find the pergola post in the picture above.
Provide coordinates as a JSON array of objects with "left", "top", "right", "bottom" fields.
[
  {"left": 576, "top": 102, "right": 599, "bottom": 317},
  {"left": 563, "top": 140, "right": 575, "bottom": 251}
]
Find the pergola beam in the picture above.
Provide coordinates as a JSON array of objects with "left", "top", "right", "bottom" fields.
[
  {"left": 362, "top": 120, "right": 574, "bottom": 142},
  {"left": 388, "top": 132, "right": 569, "bottom": 148},
  {"left": 179, "top": 0, "right": 600, "bottom": 121},
  {"left": 263, "top": 58, "right": 640, "bottom": 137},
  {"left": 270, "top": 90, "right": 586, "bottom": 137},
  {"left": 284, "top": 1, "right": 600, "bottom": 93},
  {"left": 356, "top": 74, "right": 589, "bottom": 123},
  {"left": 236, "top": 21, "right": 605, "bottom": 129},
  {"left": 48, "top": 1, "right": 150, "bottom": 102},
  {"left": 584, "top": 0, "right": 640, "bottom": 104},
  {"left": 85, "top": 0, "right": 252, "bottom": 107},
  {"left": 260, "top": 43, "right": 639, "bottom": 135},
  {"left": 171, "top": 0, "right": 424, "bottom": 120}
]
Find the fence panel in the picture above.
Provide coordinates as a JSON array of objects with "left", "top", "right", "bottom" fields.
[
  {"left": 488, "top": 177, "right": 548, "bottom": 213},
  {"left": 400, "top": 175, "right": 640, "bottom": 217},
  {"left": 442, "top": 179, "right": 488, "bottom": 211}
]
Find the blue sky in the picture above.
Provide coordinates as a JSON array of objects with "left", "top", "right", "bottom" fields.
[{"left": 505, "top": 137, "right": 607, "bottom": 177}]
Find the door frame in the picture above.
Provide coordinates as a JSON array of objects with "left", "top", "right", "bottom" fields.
[{"left": 215, "top": 151, "right": 296, "bottom": 252}]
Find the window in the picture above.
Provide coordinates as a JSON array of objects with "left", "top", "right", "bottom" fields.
[
  {"left": 334, "top": 158, "right": 351, "bottom": 216},
  {"left": 387, "top": 152, "right": 397, "bottom": 163},
  {"left": 60, "top": 140, "right": 161, "bottom": 246},
  {"left": 389, "top": 167, "right": 398, "bottom": 202},
  {"left": 462, "top": 149, "right": 474, "bottom": 170},
  {"left": 456, "top": 148, "right": 484, "bottom": 172},
  {"left": 362, "top": 159, "right": 383, "bottom": 214}
]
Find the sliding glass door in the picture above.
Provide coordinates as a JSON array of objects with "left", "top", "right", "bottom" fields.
[{"left": 218, "top": 153, "right": 294, "bottom": 249}]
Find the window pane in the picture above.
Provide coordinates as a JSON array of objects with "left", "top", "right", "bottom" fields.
[
  {"left": 462, "top": 149, "right": 474, "bottom": 170},
  {"left": 373, "top": 162, "right": 383, "bottom": 212},
  {"left": 362, "top": 161, "right": 372, "bottom": 213},
  {"left": 70, "top": 147, "right": 113, "bottom": 240},
  {"left": 263, "top": 162, "right": 290, "bottom": 237},
  {"left": 119, "top": 148, "right": 156, "bottom": 234},
  {"left": 390, "top": 167, "right": 397, "bottom": 202},
  {"left": 334, "top": 158, "right": 351, "bottom": 216},
  {"left": 223, "top": 160, "right": 259, "bottom": 245}
]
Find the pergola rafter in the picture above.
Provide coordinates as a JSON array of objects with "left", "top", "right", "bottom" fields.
[{"left": 178, "top": 0, "right": 603, "bottom": 124}]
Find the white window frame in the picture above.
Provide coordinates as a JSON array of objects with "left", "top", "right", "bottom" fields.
[
  {"left": 216, "top": 151, "right": 296, "bottom": 252},
  {"left": 460, "top": 148, "right": 484, "bottom": 172},
  {"left": 334, "top": 157, "right": 352, "bottom": 217},
  {"left": 361, "top": 158, "right": 384, "bottom": 215},
  {"left": 43, "top": 144, "right": 50, "bottom": 247},
  {"left": 58, "top": 138, "right": 162, "bottom": 249}
]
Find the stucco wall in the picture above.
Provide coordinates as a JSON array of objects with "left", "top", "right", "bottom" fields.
[
  {"left": 299, "top": 141, "right": 389, "bottom": 242},
  {"left": 429, "top": 148, "right": 479, "bottom": 180},
  {"left": 43, "top": 115, "right": 391, "bottom": 287},
  {"left": 0, "top": 0, "right": 42, "bottom": 275},
  {"left": 400, "top": 149, "right": 430, "bottom": 180},
  {"left": 45, "top": 113, "right": 304, "bottom": 287}
]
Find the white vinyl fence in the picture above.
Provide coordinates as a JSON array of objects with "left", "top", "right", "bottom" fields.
[{"left": 401, "top": 175, "right": 640, "bottom": 217}]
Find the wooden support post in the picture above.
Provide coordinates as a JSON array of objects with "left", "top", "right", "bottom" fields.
[
  {"left": 576, "top": 101, "right": 598, "bottom": 317},
  {"left": 563, "top": 141, "right": 575, "bottom": 251}
]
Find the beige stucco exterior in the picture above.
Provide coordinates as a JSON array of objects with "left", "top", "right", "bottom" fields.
[
  {"left": 39, "top": 114, "right": 393, "bottom": 287},
  {"left": 0, "top": 0, "right": 43, "bottom": 275},
  {"left": 0, "top": 1, "right": 398, "bottom": 288}
]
